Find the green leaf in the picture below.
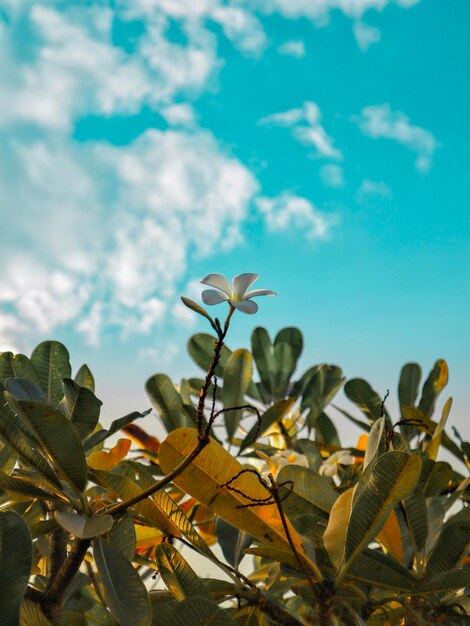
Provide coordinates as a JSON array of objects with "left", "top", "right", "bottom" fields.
[
  {"left": 30, "top": 341, "right": 72, "bottom": 406},
  {"left": 398, "top": 363, "right": 421, "bottom": 439},
  {"left": 346, "top": 548, "right": 418, "bottom": 592},
  {"left": 106, "top": 511, "right": 136, "bottom": 561},
  {"left": 425, "top": 512, "right": 470, "bottom": 579},
  {"left": 83, "top": 409, "right": 151, "bottom": 451},
  {"left": 222, "top": 349, "right": 252, "bottom": 442},
  {"left": 403, "top": 488, "right": 428, "bottom": 554},
  {"left": 146, "top": 374, "right": 190, "bottom": 433},
  {"left": 344, "top": 379, "right": 390, "bottom": 425},
  {"left": 278, "top": 465, "right": 338, "bottom": 518},
  {"left": 309, "top": 411, "right": 340, "bottom": 446},
  {"left": 0, "top": 511, "right": 32, "bottom": 624},
  {"left": 251, "top": 327, "right": 276, "bottom": 399},
  {"left": 0, "top": 405, "right": 61, "bottom": 488},
  {"left": 12, "top": 398, "right": 88, "bottom": 492},
  {"left": 274, "top": 327, "right": 303, "bottom": 363},
  {"left": 60, "top": 378, "right": 102, "bottom": 439},
  {"left": 0, "top": 473, "right": 63, "bottom": 502},
  {"left": 156, "top": 543, "right": 212, "bottom": 601},
  {"left": 240, "top": 398, "right": 296, "bottom": 454},
  {"left": 5, "top": 378, "right": 47, "bottom": 402},
  {"left": 74, "top": 364, "right": 95, "bottom": 392},
  {"left": 181, "top": 297, "right": 217, "bottom": 330},
  {"left": 94, "top": 537, "right": 152, "bottom": 626},
  {"left": 272, "top": 343, "right": 294, "bottom": 399},
  {"left": 418, "top": 568, "right": 470, "bottom": 594},
  {"left": 187, "top": 334, "right": 232, "bottom": 378},
  {"left": 150, "top": 593, "right": 179, "bottom": 626},
  {"left": 216, "top": 518, "right": 252, "bottom": 568},
  {"left": 169, "top": 597, "right": 235, "bottom": 626},
  {"left": 301, "top": 365, "right": 345, "bottom": 421},
  {"left": 0, "top": 353, "right": 41, "bottom": 387},
  {"left": 55, "top": 510, "right": 113, "bottom": 539},
  {"left": 425, "top": 397, "right": 452, "bottom": 461},
  {"left": 418, "top": 359, "right": 448, "bottom": 417}
]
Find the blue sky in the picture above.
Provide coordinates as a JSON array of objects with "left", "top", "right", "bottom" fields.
[{"left": 0, "top": 0, "right": 468, "bottom": 439}]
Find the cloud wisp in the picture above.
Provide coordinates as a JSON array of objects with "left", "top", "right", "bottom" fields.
[{"left": 355, "top": 104, "right": 440, "bottom": 172}]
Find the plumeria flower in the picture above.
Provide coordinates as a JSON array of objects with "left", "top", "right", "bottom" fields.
[
  {"left": 259, "top": 450, "right": 309, "bottom": 478},
  {"left": 201, "top": 273, "right": 276, "bottom": 314},
  {"left": 319, "top": 450, "right": 355, "bottom": 477}
]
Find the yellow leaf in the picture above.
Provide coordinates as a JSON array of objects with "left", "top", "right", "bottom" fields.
[
  {"left": 135, "top": 525, "right": 163, "bottom": 550},
  {"left": 376, "top": 508, "right": 403, "bottom": 563},
  {"left": 159, "top": 428, "right": 311, "bottom": 566},
  {"left": 426, "top": 397, "right": 452, "bottom": 461},
  {"left": 88, "top": 438, "right": 131, "bottom": 470},
  {"left": 434, "top": 359, "right": 448, "bottom": 393},
  {"left": 323, "top": 487, "right": 355, "bottom": 568}
]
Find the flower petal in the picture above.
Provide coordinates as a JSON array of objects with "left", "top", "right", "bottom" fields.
[
  {"left": 243, "top": 289, "right": 277, "bottom": 299},
  {"left": 232, "top": 299, "right": 258, "bottom": 314},
  {"left": 201, "top": 289, "right": 229, "bottom": 305},
  {"left": 232, "top": 273, "right": 259, "bottom": 299},
  {"left": 200, "top": 273, "right": 232, "bottom": 296}
]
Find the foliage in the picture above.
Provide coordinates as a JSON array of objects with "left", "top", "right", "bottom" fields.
[{"left": 0, "top": 301, "right": 468, "bottom": 625}]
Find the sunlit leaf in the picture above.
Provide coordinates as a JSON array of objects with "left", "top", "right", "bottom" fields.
[
  {"left": 74, "top": 363, "right": 95, "bottom": 392},
  {"left": 0, "top": 511, "right": 32, "bottom": 624},
  {"left": 278, "top": 465, "right": 338, "bottom": 518},
  {"left": 94, "top": 537, "right": 152, "bottom": 626},
  {"left": 20, "top": 600, "right": 52, "bottom": 626},
  {"left": 240, "top": 398, "right": 296, "bottom": 454},
  {"left": 418, "top": 359, "right": 448, "bottom": 417},
  {"left": 159, "top": 428, "right": 309, "bottom": 565},
  {"left": 376, "top": 509, "right": 403, "bottom": 563}
]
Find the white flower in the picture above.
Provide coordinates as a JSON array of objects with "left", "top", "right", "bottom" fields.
[
  {"left": 260, "top": 450, "right": 309, "bottom": 477},
  {"left": 201, "top": 273, "right": 276, "bottom": 314},
  {"left": 319, "top": 450, "right": 355, "bottom": 477}
]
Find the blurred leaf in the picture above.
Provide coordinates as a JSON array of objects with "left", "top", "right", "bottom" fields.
[
  {"left": 74, "top": 364, "right": 95, "bottom": 392},
  {"left": 0, "top": 404, "right": 61, "bottom": 488},
  {"left": 94, "top": 538, "right": 152, "bottom": 626},
  {"left": 398, "top": 363, "right": 421, "bottom": 438},
  {"left": 301, "top": 365, "right": 345, "bottom": 422},
  {"left": 418, "top": 359, "right": 448, "bottom": 417},
  {"left": 222, "top": 349, "right": 252, "bottom": 442},
  {"left": 122, "top": 423, "right": 160, "bottom": 455},
  {"left": 60, "top": 378, "right": 102, "bottom": 439},
  {"left": 20, "top": 600, "right": 52, "bottom": 626},
  {"left": 30, "top": 341, "right": 72, "bottom": 406},
  {"left": 5, "top": 378, "right": 47, "bottom": 402},
  {"left": 240, "top": 398, "right": 296, "bottom": 453},
  {"left": 310, "top": 411, "right": 340, "bottom": 446},
  {"left": 88, "top": 439, "right": 131, "bottom": 471},
  {"left": 251, "top": 327, "right": 276, "bottom": 399},
  {"left": 274, "top": 327, "right": 303, "bottom": 363},
  {"left": 344, "top": 379, "right": 390, "bottom": 425},
  {"left": 401, "top": 406, "right": 464, "bottom": 462},
  {"left": 55, "top": 510, "right": 113, "bottom": 539},
  {"left": 156, "top": 543, "right": 211, "bottom": 601},
  {"left": 187, "top": 334, "right": 232, "bottom": 378},
  {"left": 11, "top": 398, "right": 87, "bottom": 492},
  {"left": 146, "top": 374, "right": 190, "bottom": 433},
  {"left": 272, "top": 343, "right": 294, "bottom": 399},
  {"left": 425, "top": 397, "right": 452, "bottom": 461},
  {"left": 159, "top": 428, "right": 309, "bottom": 564},
  {"left": 278, "top": 465, "right": 338, "bottom": 518},
  {"left": 403, "top": 488, "right": 428, "bottom": 555},
  {"left": 169, "top": 597, "right": 235, "bottom": 626},
  {"left": 0, "top": 511, "right": 32, "bottom": 624},
  {"left": 216, "top": 518, "right": 252, "bottom": 568}
]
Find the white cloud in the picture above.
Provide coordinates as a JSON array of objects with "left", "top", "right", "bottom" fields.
[
  {"left": 256, "top": 193, "right": 335, "bottom": 240},
  {"left": 259, "top": 101, "right": 342, "bottom": 160},
  {"left": 353, "top": 22, "right": 381, "bottom": 51},
  {"left": 257, "top": 0, "right": 421, "bottom": 22},
  {"left": 278, "top": 40, "right": 306, "bottom": 58},
  {"left": 355, "top": 104, "right": 439, "bottom": 172},
  {"left": 211, "top": 7, "right": 268, "bottom": 54},
  {"left": 161, "top": 103, "right": 197, "bottom": 127},
  {"left": 320, "top": 164, "right": 345, "bottom": 188},
  {"left": 356, "top": 179, "right": 392, "bottom": 203}
]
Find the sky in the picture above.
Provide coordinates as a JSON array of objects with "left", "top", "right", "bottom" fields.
[{"left": 0, "top": 0, "right": 468, "bottom": 443}]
